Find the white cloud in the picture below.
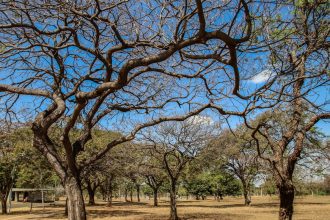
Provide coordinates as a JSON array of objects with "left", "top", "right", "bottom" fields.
[
  {"left": 187, "top": 115, "right": 214, "bottom": 125},
  {"left": 250, "top": 69, "right": 273, "bottom": 84}
]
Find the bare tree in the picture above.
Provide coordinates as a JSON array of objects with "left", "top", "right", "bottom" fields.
[
  {"left": 0, "top": 1, "right": 256, "bottom": 219},
  {"left": 142, "top": 154, "right": 167, "bottom": 207},
  {"left": 143, "top": 118, "right": 215, "bottom": 220},
  {"left": 145, "top": 173, "right": 165, "bottom": 207},
  {"left": 246, "top": 2, "right": 329, "bottom": 219},
  {"left": 206, "top": 128, "right": 260, "bottom": 205}
]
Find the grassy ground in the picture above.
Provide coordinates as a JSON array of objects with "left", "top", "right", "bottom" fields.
[{"left": 1, "top": 195, "right": 329, "bottom": 220}]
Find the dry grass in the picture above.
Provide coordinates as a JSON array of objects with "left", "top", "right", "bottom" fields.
[{"left": 1, "top": 195, "right": 329, "bottom": 220}]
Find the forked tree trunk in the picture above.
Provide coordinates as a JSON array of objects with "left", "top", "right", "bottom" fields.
[
  {"left": 169, "top": 180, "right": 179, "bottom": 220},
  {"left": 278, "top": 183, "right": 294, "bottom": 220},
  {"left": 153, "top": 188, "right": 158, "bottom": 207},
  {"left": 1, "top": 186, "right": 11, "bottom": 214},
  {"left": 130, "top": 189, "right": 133, "bottom": 202},
  {"left": 64, "top": 176, "right": 86, "bottom": 220}
]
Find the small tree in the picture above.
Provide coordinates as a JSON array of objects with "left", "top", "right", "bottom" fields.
[
  {"left": 0, "top": 149, "right": 16, "bottom": 214},
  {"left": 0, "top": 123, "right": 24, "bottom": 214},
  {"left": 143, "top": 118, "right": 215, "bottom": 220},
  {"left": 210, "top": 129, "right": 260, "bottom": 205},
  {"left": 141, "top": 156, "right": 167, "bottom": 206}
]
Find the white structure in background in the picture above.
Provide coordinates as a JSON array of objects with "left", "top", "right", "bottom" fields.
[{"left": 6, "top": 187, "right": 63, "bottom": 213}]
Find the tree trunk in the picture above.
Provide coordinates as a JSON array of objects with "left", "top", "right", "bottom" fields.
[
  {"left": 64, "top": 176, "right": 86, "bottom": 220},
  {"left": 106, "top": 191, "right": 112, "bottom": 207},
  {"left": 65, "top": 198, "right": 68, "bottom": 216},
  {"left": 86, "top": 184, "right": 95, "bottom": 205},
  {"left": 243, "top": 191, "right": 251, "bottom": 206},
  {"left": 125, "top": 189, "right": 129, "bottom": 202},
  {"left": 153, "top": 188, "right": 158, "bottom": 207},
  {"left": 107, "top": 183, "right": 113, "bottom": 207},
  {"left": 242, "top": 184, "right": 251, "bottom": 206},
  {"left": 130, "top": 189, "right": 133, "bottom": 202},
  {"left": 169, "top": 181, "right": 179, "bottom": 220},
  {"left": 99, "top": 186, "right": 105, "bottom": 201},
  {"left": 278, "top": 183, "right": 294, "bottom": 220},
  {"left": 1, "top": 196, "right": 7, "bottom": 214},
  {"left": 136, "top": 184, "right": 140, "bottom": 202}
]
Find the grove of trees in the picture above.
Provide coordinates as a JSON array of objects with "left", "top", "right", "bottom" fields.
[{"left": 0, "top": 1, "right": 329, "bottom": 220}]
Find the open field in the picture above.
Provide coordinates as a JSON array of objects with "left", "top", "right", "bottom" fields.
[{"left": 1, "top": 196, "right": 329, "bottom": 220}]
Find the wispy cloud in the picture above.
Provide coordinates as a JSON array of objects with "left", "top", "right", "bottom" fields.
[{"left": 250, "top": 69, "right": 273, "bottom": 84}]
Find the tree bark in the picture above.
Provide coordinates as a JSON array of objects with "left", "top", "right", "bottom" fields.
[
  {"left": 243, "top": 191, "right": 251, "bottom": 206},
  {"left": 87, "top": 190, "right": 95, "bottom": 206},
  {"left": 125, "top": 188, "right": 129, "bottom": 202},
  {"left": 99, "top": 185, "right": 105, "bottom": 201},
  {"left": 1, "top": 196, "right": 7, "bottom": 214},
  {"left": 1, "top": 184, "right": 12, "bottom": 214},
  {"left": 136, "top": 184, "right": 140, "bottom": 202},
  {"left": 278, "top": 183, "right": 294, "bottom": 220},
  {"left": 169, "top": 180, "right": 179, "bottom": 220},
  {"left": 65, "top": 198, "right": 68, "bottom": 216},
  {"left": 64, "top": 176, "right": 86, "bottom": 220},
  {"left": 86, "top": 183, "right": 96, "bottom": 205},
  {"left": 106, "top": 183, "right": 113, "bottom": 207},
  {"left": 153, "top": 188, "right": 158, "bottom": 207},
  {"left": 242, "top": 184, "right": 251, "bottom": 206}
]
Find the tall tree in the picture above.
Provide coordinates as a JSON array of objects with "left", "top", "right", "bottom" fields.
[
  {"left": 245, "top": 1, "right": 330, "bottom": 219},
  {"left": 250, "top": 108, "right": 329, "bottom": 220},
  {"left": 0, "top": 1, "right": 254, "bottom": 219}
]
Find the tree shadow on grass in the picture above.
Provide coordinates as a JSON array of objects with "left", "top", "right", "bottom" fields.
[
  {"left": 138, "top": 212, "right": 247, "bottom": 220},
  {"left": 181, "top": 212, "right": 248, "bottom": 220},
  {"left": 179, "top": 201, "right": 329, "bottom": 210},
  {"left": 110, "top": 201, "right": 149, "bottom": 206},
  {"left": 251, "top": 201, "right": 327, "bottom": 208},
  {"left": 12, "top": 209, "right": 147, "bottom": 219},
  {"left": 6, "top": 209, "right": 67, "bottom": 219},
  {"left": 87, "top": 209, "right": 146, "bottom": 219},
  {"left": 177, "top": 203, "right": 247, "bottom": 209},
  {"left": 294, "top": 202, "right": 328, "bottom": 205}
]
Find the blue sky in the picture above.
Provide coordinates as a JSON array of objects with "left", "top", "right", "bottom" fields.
[
  {"left": 0, "top": 0, "right": 328, "bottom": 138},
  {"left": 245, "top": 70, "right": 330, "bottom": 136}
]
